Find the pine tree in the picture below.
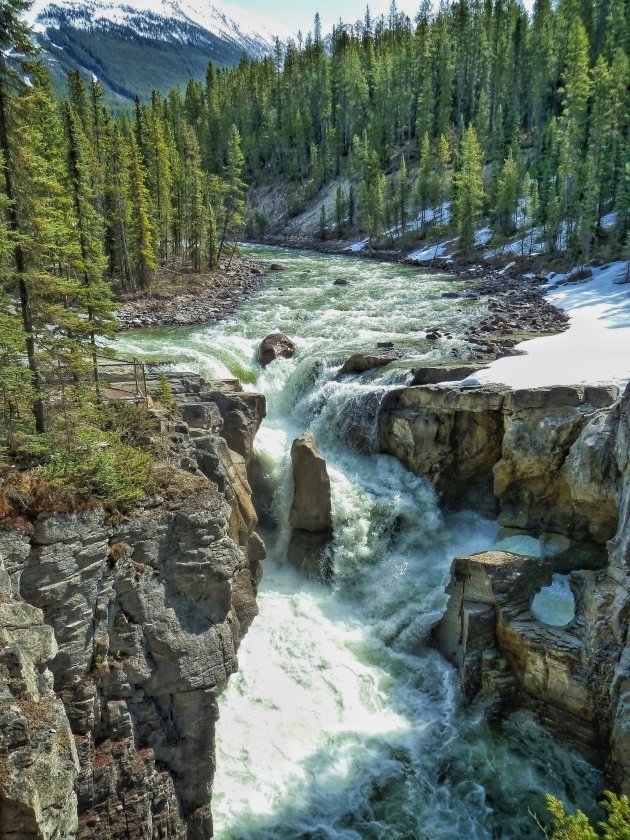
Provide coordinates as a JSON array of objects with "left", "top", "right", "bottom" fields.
[
  {"left": 205, "top": 200, "right": 218, "bottom": 269},
  {"left": 319, "top": 203, "right": 327, "bottom": 240},
  {"left": 218, "top": 125, "right": 246, "bottom": 260},
  {"left": 335, "top": 184, "right": 345, "bottom": 237},
  {"left": 125, "top": 126, "right": 156, "bottom": 289},
  {"left": 398, "top": 154, "right": 408, "bottom": 232},
  {"left": 61, "top": 101, "right": 114, "bottom": 381},
  {"left": 0, "top": 1, "right": 44, "bottom": 432},
  {"left": 454, "top": 125, "right": 485, "bottom": 252},
  {"left": 493, "top": 151, "right": 520, "bottom": 237}
]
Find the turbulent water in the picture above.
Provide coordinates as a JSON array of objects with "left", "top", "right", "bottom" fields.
[{"left": 116, "top": 246, "right": 600, "bottom": 839}]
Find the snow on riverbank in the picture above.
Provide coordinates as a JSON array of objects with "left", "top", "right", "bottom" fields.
[{"left": 467, "top": 261, "right": 630, "bottom": 388}]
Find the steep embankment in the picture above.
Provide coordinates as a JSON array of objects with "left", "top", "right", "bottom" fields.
[
  {"left": 379, "top": 377, "right": 630, "bottom": 786},
  {"left": 0, "top": 375, "right": 265, "bottom": 838}
]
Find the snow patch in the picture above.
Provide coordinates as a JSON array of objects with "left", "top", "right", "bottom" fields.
[
  {"left": 346, "top": 238, "right": 370, "bottom": 253},
  {"left": 407, "top": 239, "right": 457, "bottom": 262},
  {"left": 466, "top": 261, "right": 630, "bottom": 388}
]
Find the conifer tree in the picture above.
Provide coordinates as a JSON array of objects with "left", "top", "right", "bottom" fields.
[
  {"left": 397, "top": 154, "right": 408, "bottom": 232},
  {"left": 335, "top": 184, "right": 345, "bottom": 237},
  {"left": 125, "top": 127, "right": 156, "bottom": 289},
  {"left": 218, "top": 125, "right": 246, "bottom": 260},
  {"left": 454, "top": 125, "right": 485, "bottom": 252}
]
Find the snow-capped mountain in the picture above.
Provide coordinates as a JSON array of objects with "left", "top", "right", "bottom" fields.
[
  {"left": 28, "top": 0, "right": 292, "bottom": 57},
  {"left": 26, "top": 0, "right": 293, "bottom": 103}
]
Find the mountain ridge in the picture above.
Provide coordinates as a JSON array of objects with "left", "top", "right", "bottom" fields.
[{"left": 27, "top": 0, "right": 293, "bottom": 105}]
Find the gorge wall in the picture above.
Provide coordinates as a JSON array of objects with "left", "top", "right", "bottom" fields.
[
  {"left": 379, "top": 377, "right": 630, "bottom": 788},
  {"left": 0, "top": 376, "right": 265, "bottom": 839}
]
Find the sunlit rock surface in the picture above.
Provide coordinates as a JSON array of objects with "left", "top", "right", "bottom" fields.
[{"left": 431, "top": 383, "right": 630, "bottom": 787}]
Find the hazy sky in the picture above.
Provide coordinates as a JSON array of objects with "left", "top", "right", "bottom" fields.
[{"left": 235, "top": 1, "right": 423, "bottom": 37}]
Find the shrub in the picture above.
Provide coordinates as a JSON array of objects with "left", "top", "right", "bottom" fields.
[{"left": 542, "top": 792, "right": 630, "bottom": 840}]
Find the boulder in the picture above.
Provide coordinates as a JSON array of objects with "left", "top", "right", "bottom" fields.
[
  {"left": 339, "top": 353, "right": 395, "bottom": 375},
  {"left": 289, "top": 432, "right": 332, "bottom": 532},
  {"left": 333, "top": 277, "right": 350, "bottom": 286},
  {"left": 409, "top": 364, "right": 484, "bottom": 386},
  {"left": 288, "top": 432, "right": 334, "bottom": 579},
  {"left": 256, "top": 332, "right": 295, "bottom": 367}
]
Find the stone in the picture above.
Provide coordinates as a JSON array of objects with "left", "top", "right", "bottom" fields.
[
  {"left": 379, "top": 381, "right": 621, "bottom": 540},
  {"left": 431, "top": 384, "right": 630, "bottom": 781},
  {"left": 338, "top": 353, "right": 396, "bottom": 375},
  {"left": 409, "top": 364, "right": 483, "bottom": 386},
  {"left": 256, "top": 332, "right": 295, "bottom": 366},
  {"left": 333, "top": 277, "right": 349, "bottom": 286},
  {"left": 287, "top": 529, "right": 333, "bottom": 580},
  {"left": 289, "top": 432, "right": 332, "bottom": 532}
]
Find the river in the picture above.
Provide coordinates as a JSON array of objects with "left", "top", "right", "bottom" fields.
[{"left": 116, "top": 246, "right": 600, "bottom": 839}]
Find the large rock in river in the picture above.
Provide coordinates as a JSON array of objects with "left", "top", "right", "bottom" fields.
[
  {"left": 288, "top": 432, "right": 333, "bottom": 579},
  {"left": 339, "top": 352, "right": 396, "bottom": 375},
  {"left": 289, "top": 432, "right": 332, "bottom": 532},
  {"left": 257, "top": 332, "right": 295, "bottom": 367}
]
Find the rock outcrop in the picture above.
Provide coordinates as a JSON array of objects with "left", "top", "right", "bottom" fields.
[
  {"left": 0, "top": 374, "right": 266, "bottom": 839},
  {"left": 338, "top": 353, "right": 396, "bottom": 376},
  {"left": 379, "top": 382, "right": 620, "bottom": 541},
  {"left": 433, "top": 383, "right": 630, "bottom": 789},
  {"left": 256, "top": 332, "right": 295, "bottom": 367},
  {"left": 287, "top": 432, "right": 333, "bottom": 579}
]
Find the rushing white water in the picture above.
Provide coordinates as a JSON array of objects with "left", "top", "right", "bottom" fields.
[{"left": 116, "top": 246, "right": 601, "bottom": 838}]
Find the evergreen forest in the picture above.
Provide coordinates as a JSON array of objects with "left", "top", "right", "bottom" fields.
[{"left": 1, "top": 0, "right": 630, "bottom": 507}]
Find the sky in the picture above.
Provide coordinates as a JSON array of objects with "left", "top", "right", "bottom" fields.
[{"left": 232, "top": 0, "right": 423, "bottom": 37}]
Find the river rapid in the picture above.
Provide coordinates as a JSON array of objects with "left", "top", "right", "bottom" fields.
[{"left": 116, "top": 246, "right": 600, "bottom": 839}]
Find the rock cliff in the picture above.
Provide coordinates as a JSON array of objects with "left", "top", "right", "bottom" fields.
[
  {"left": 381, "top": 377, "right": 630, "bottom": 788},
  {"left": 379, "top": 381, "right": 620, "bottom": 546},
  {"left": 0, "top": 375, "right": 265, "bottom": 839}
]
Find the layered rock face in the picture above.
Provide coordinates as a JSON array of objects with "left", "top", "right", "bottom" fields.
[
  {"left": 0, "top": 375, "right": 265, "bottom": 839},
  {"left": 379, "top": 382, "right": 620, "bottom": 543},
  {"left": 385, "top": 379, "right": 630, "bottom": 786}
]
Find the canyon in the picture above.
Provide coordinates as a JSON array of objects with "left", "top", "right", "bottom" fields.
[{"left": 2, "top": 247, "right": 628, "bottom": 837}]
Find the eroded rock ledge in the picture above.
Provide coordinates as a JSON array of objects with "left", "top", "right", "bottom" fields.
[
  {"left": 379, "top": 381, "right": 621, "bottom": 546},
  {"left": 380, "top": 378, "right": 630, "bottom": 789},
  {"left": 0, "top": 375, "right": 266, "bottom": 839}
]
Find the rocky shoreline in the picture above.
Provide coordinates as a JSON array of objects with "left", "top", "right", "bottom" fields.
[{"left": 115, "top": 257, "right": 267, "bottom": 331}]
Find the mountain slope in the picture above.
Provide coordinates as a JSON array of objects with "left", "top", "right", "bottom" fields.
[{"left": 27, "top": 0, "right": 291, "bottom": 106}]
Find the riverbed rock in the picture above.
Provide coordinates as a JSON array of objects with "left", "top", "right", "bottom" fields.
[
  {"left": 433, "top": 383, "right": 630, "bottom": 785},
  {"left": 338, "top": 352, "right": 396, "bottom": 376},
  {"left": 257, "top": 332, "right": 295, "bottom": 366},
  {"left": 287, "top": 529, "right": 333, "bottom": 579},
  {"left": 290, "top": 432, "right": 332, "bottom": 532},
  {"left": 333, "top": 277, "right": 350, "bottom": 286},
  {"left": 409, "top": 363, "right": 484, "bottom": 386},
  {"left": 288, "top": 432, "right": 333, "bottom": 579},
  {"left": 0, "top": 373, "right": 266, "bottom": 839}
]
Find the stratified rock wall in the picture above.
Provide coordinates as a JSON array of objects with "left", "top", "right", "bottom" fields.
[
  {"left": 432, "top": 383, "right": 630, "bottom": 789},
  {"left": 379, "top": 382, "right": 620, "bottom": 543},
  {"left": 0, "top": 376, "right": 265, "bottom": 839}
]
